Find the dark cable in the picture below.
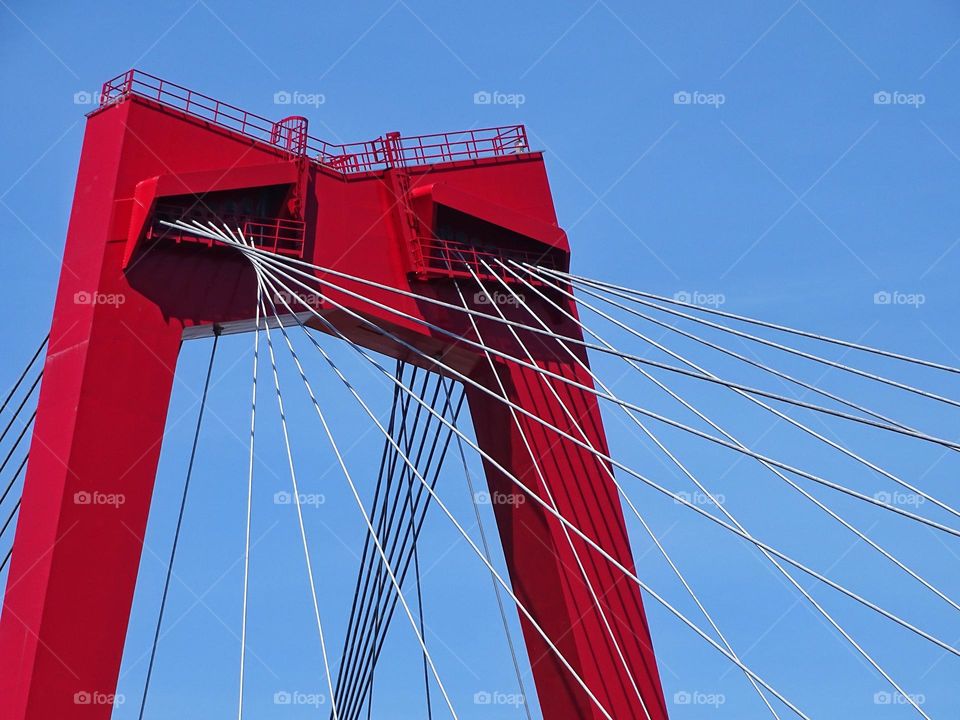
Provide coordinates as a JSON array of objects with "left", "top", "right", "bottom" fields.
[
  {"left": 0, "top": 375, "right": 41, "bottom": 448},
  {"left": 0, "top": 334, "right": 47, "bottom": 418},
  {"left": 347, "top": 385, "right": 465, "bottom": 720},
  {"left": 0, "top": 454, "right": 29, "bottom": 510},
  {"left": 0, "top": 412, "right": 36, "bottom": 477},
  {"left": 338, "top": 364, "right": 439, "bottom": 719},
  {"left": 137, "top": 334, "right": 219, "bottom": 720},
  {"left": 336, "top": 364, "right": 432, "bottom": 717},
  {"left": 332, "top": 362, "right": 415, "bottom": 716}
]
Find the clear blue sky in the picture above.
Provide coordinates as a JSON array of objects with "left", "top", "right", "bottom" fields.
[{"left": 2, "top": 1, "right": 960, "bottom": 718}]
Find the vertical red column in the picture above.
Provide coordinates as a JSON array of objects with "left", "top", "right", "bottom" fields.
[
  {"left": 0, "top": 116, "right": 185, "bottom": 717},
  {"left": 467, "top": 331, "right": 668, "bottom": 719}
]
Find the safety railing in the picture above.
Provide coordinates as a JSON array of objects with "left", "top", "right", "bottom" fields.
[
  {"left": 100, "top": 70, "right": 294, "bottom": 149},
  {"left": 418, "top": 237, "right": 561, "bottom": 281},
  {"left": 306, "top": 127, "right": 530, "bottom": 173},
  {"left": 147, "top": 203, "right": 306, "bottom": 258},
  {"left": 99, "top": 70, "right": 530, "bottom": 174}
]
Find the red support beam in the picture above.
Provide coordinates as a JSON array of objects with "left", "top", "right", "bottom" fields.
[{"left": 467, "top": 321, "right": 667, "bottom": 720}]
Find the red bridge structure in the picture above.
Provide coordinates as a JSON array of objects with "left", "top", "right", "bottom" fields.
[
  {"left": 0, "top": 70, "right": 668, "bottom": 719},
  {"left": 3, "top": 69, "right": 955, "bottom": 720}
]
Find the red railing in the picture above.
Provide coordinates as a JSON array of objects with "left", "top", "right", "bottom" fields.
[
  {"left": 306, "top": 127, "right": 530, "bottom": 173},
  {"left": 147, "top": 203, "right": 306, "bottom": 258},
  {"left": 100, "top": 70, "right": 303, "bottom": 151},
  {"left": 99, "top": 70, "right": 530, "bottom": 175},
  {"left": 419, "top": 237, "right": 561, "bottom": 281}
]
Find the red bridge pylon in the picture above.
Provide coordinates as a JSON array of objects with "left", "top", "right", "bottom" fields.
[{"left": 0, "top": 70, "right": 668, "bottom": 720}]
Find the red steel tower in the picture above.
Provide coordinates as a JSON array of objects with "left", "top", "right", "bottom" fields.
[{"left": 0, "top": 70, "right": 668, "bottom": 719}]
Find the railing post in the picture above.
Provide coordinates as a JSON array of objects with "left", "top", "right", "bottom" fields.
[{"left": 382, "top": 131, "right": 402, "bottom": 169}]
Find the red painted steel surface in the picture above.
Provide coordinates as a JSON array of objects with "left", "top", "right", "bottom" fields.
[{"left": 0, "top": 73, "right": 668, "bottom": 719}]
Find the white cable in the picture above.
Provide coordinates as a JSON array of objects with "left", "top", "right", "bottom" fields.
[
  {"left": 189, "top": 223, "right": 960, "bottom": 658},
  {"left": 241, "top": 255, "right": 960, "bottom": 659},
  {"left": 247, "top": 250, "right": 341, "bottom": 720},
  {"left": 498, "top": 260, "right": 932, "bottom": 718},
  {"left": 561, "top": 278, "right": 933, "bottom": 440},
  {"left": 450, "top": 276, "right": 654, "bottom": 720},
  {"left": 535, "top": 266, "right": 960, "bottom": 519},
  {"left": 544, "top": 267, "right": 960, "bottom": 411},
  {"left": 450, "top": 397, "right": 532, "bottom": 720},
  {"left": 163, "top": 220, "right": 960, "bottom": 453},
  {"left": 251, "top": 261, "right": 797, "bottom": 720},
  {"left": 237, "top": 267, "right": 260, "bottom": 720},
  {"left": 251, "top": 267, "right": 461, "bottom": 720},
  {"left": 221, "top": 241, "right": 960, "bottom": 539},
  {"left": 472, "top": 258, "right": 781, "bottom": 718},
  {"left": 545, "top": 267, "right": 960, "bottom": 375},
  {"left": 243, "top": 255, "right": 820, "bottom": 718},
  {"left": 517, "top": 261, "right": 960, "bottom": 615}
]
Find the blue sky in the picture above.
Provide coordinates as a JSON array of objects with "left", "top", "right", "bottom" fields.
[{"left": 3, "top": 1, "right": 960, "bottom": 718}]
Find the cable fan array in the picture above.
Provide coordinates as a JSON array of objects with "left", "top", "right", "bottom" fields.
[
  {"left": 143, "top": 217, "right": 960, "bottom": 719},
  {"left": 4, "top": 210, "right": 960, "bottom": 718}
]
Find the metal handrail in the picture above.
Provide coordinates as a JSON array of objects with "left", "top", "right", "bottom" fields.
[
  {"left": 99, "top": 70, "right": 530, "bottom": 175},
  {"left": 419, "top": 237, "right": 561, "bottom": 280}
]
